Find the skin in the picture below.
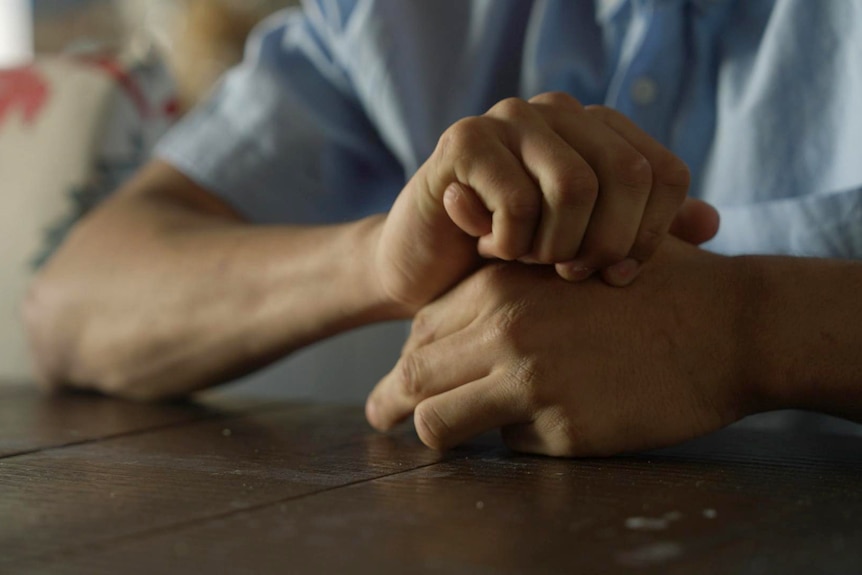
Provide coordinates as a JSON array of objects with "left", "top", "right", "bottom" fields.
[
  {"left": 24, "top": 93, "right": 712, "bottom": 400},
  {"left": 24, "top": 87, "right": 862, "bottom": 458},
  {"left": 365, "top": 239, "right": 862, "bottom": 457},
  {"left": 379, "top": 94, "right": 699, "bottom": 305}
]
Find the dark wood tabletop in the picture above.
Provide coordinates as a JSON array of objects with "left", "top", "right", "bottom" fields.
[{"left": 2, "top": 383, "right": 862, "bottom": 574}]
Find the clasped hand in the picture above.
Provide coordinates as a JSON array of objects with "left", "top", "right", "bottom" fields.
[
  {"left": 375, "top": 91, "right": 717, "bottom": 315},
  {"left": 371, "top": 93, "right": 724, "bottom": 455},
  {"left": 368, "top": 240, "right": 753, "bottom": 457}
]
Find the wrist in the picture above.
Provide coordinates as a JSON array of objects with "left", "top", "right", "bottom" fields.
[
  {"left": 352, "top": 214, "right": 417, "bottom": 322},
  {"left": 695, "top": 253, "right": 774, "bottom": 421},
  {"left": 737, "top": 255, "right": 862, "bottom": 419},
  {"left": 728, "top": 255, "right": 779, "bottom": 414},
  {"left": 733, "top": 254, "right": 812, "bottom": 414}
]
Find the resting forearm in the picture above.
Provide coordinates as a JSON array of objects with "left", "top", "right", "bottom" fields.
[
  {"left": 743, "top": 255, "right": 862, "bottom": 419},
  {"left": 24, "top": 165, "right": 400, "bottom": 399}
]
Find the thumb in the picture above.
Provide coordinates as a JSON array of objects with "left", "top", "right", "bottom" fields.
[
  {"left": 442, "top": 182, "right": 493, "bottom": 238},
  {"left": 669, "top": 198, "right": 720, "bottom": 245}
]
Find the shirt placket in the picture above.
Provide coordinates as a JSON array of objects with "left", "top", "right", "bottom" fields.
[
  {"left": 605, "top": 0, "right": 687, "bottom": 146},
  {"left": 604, "top": 0, "right": 732, "bottom": 190}
]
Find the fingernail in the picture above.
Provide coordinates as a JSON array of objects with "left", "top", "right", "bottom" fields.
[
  {"left": 605, "top": 258, "right": 640, "bottom": 286},
  {"left": 442, "top": 183, "right": 460, "bottom": 204},
  {"left": 556, "top": 261, "right": 595, "bottom": 282}
]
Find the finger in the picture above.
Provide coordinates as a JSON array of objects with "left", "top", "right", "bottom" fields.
[
  {"left": 366, "top": 327, "right": 492, "bottom": 431},
  {"left": 400, "top": 266, "right": 495, "bottom": 357},
  {"left": 522, "top": 139, "right": 598, "bottom": 264},
  {"left": 532, "top": 101, "right": 653, "bottom": 277},
  {"left": 599, "top": 199, "right": 718, "bottom": 287},
  {"left": 501, "top": 422, "right": 556, "bottom": 455},
  {"left": 582, "top": 106, "right": 691, "bottom": 286},
  {"left": 527, "top": 91, "right": 585, "bottom": 114},
  {"left": 443, "top": 182, "right": 492, "bottom": 238},
  {"left": 414, "top": 374, "right": 531, "bottom": 451},
  {"left": 669, "top": 197, "right": 720, "bottom": 245},
  {"left": 503, "top": 413, "right": 611, "bottom": 458},
  {"left": 502, "top": 415, "right": 582, "bottom": 457},
  {"left": 487, "top": 96, "right": 598, "bottom": 263},
  {"left": 432, "top": 116, "right": 542, "bottom": 260}
]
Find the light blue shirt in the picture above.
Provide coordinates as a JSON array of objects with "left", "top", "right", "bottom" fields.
[{"left": 158, "top": 0, "right": 862, "bottom": 258}]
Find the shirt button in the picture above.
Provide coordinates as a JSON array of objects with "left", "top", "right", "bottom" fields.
[{"left": 631, "top": 76, "right": 658, "bottom": 106}]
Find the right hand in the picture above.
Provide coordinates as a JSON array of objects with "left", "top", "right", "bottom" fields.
[
  {"left": 367, "top": 237, "right": 751, "bottom": 457},
  {"left": 374, "top": 92, "right": 718, "bottom": 314}
]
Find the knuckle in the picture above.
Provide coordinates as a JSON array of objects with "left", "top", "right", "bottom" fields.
[
  {"left": 529, "top": 91, "right": 584, "bottom": 111},
  {"left": 613, "top": 151, "right": 653, "bottom": 192},
  {"left": 653, "top": 152, "right": 691, "bottom": 193},
  {"left": 488, "top": 97, "right": 531, "bottom": 121},
  {"left": 414, "top": 402, "right": 451, "bottom": 451},
  {"left": 409, "top": 310, "right": 435, "bottom": 347},
  {"left": 396, "top": 353, "right": 426, "bottom": 399},
  {"left": 486, "top": 300, "right": 527, "bottom": 344},
  {"left": 505, "top": 356, "right": 542, "bottom": 410},
  {"left": 538, "top": 408, "right": 588, "bottom": 457},
  {"left": 583, "top": 104, "right": 615, "bottom": 122},
  {"left": 545, "top": 167, "right": 599, "bottom": 211},
  {"left": 437, "top": 116, "right": 488, "bottom": 159},
  {"left": 504, "top": 191, "right": 541, "bottom": 223}
]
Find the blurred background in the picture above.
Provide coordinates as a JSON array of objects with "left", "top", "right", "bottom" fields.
[
  {"left": 6, "top": 0, "right": 294, "bottom": 108},
  {"left": 0, "top": 0, "right": 406, "bottom": 403}
]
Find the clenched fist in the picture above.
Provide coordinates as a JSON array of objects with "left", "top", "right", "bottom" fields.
[{"left": 375, "top": 92, "right": 718, "bottom": 315}]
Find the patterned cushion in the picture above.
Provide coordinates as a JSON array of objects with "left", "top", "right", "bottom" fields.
[{"left": 0, "top": 51, "right": 177, "bottom": 381}]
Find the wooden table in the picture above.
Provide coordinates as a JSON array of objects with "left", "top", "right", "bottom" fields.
[{"left": 2, "top": 383, "right": 861, "bottom": 574}]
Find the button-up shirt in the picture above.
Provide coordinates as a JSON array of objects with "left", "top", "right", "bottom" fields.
[{"left": 158, "top": 0, "right": 862, "bottom": 258}]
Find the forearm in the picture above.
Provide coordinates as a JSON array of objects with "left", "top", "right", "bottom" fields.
[
  {"left": 24, "top": 164, "right": 402, "bottom": 399},
  {"left": 743, "top": 255, "right": 862, "bottom": 419}
]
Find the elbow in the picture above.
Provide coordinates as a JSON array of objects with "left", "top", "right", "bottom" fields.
[
  {"left": 22, "top": 272, "right": 123, "bottom": 398},
  {"left": 22, "top": 274, "right": 196, "bottom": 403}
]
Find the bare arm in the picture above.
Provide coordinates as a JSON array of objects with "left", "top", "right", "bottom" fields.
[
  {"left": 745, "top": 254, "right": 862, "bottom": 421},
  {"left": 24, "top": 161, "right": 401, "bottom": 400},
  {"left": 24, "top": 95, "right": 717, "bottom": 401}
]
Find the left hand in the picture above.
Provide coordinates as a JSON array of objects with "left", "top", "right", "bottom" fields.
[
  {"left": 365, "top": 238, "right": 759, "bottom": 457},
  {"left": 374, "top": 94, "right": 720, "bottom": 319}
]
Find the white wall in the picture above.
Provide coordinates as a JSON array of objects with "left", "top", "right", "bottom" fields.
[{"left": 0, "top": 0, "right": 33, "bottom": 67}]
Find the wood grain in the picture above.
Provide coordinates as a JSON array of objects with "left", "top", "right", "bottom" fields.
[
  {"left": 2, "top": 387, "right": 862, "bottom": 574},
  {"left": 0, "top": 401, "right": 447, "bottom": 570},
  {"left": 21, "top": 428, "right": 862, "bottom": 575},
  {"left": 0, "top": 383, "right": 269, "bottom": 458}
]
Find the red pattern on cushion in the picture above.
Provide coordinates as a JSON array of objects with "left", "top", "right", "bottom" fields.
[
  {"left": 80, "top": 56, "right": 152, "bottom": 119},
  {"left": 0, "top": 68, "right": 50, "bottom": 130},
  {"left": 77, "top": 56, "right": 181, "bottom": 122}
]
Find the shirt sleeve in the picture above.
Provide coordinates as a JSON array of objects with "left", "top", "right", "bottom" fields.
[
  {"left": 705, "top": 186, "right": 862, "bottom": 259},
  {"left": 155, "top": 7, "right": 405, "bottom": 225}
]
